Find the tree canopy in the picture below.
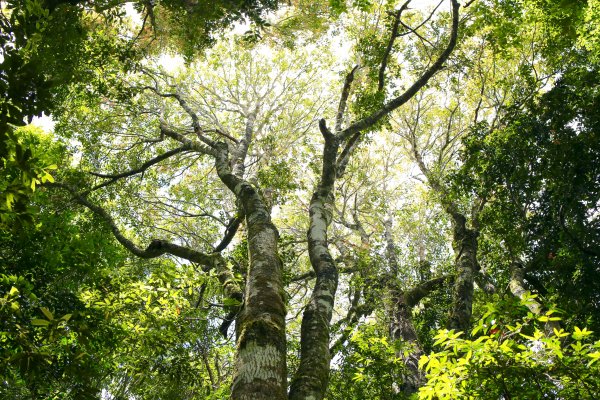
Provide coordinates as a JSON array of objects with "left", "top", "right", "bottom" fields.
[{"left": 1, "top": 0, "right": 600, "bottom": 399}]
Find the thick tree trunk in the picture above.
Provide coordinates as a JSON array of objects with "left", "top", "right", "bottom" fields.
[
  {"left": 231, "top": 215, "right": 287, "bottom": 400},
  {"left": 214, "top": 143, "right": 287, "bottom": 400},
  {"left": 447, "top": 210, "right": 478, "bottom": 333}
]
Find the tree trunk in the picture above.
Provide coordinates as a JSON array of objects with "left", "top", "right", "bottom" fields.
[
  {"left": 447, "top": 210, "right": 478, "bottom": 333},
  {"left": 289, "top": 127, "right": 339, "bottom": 400},
  {"left": 231, "top": 213, "right": 287, "bottom": 400},
  {"left": 509, "top": 262, "right": 560, "bottom": 335},
  {"left": 390, "top": 292, "right": 424, "bottom": 395},
  {"left": 214, "top": 143, "right": 288, "bottom": 400}
]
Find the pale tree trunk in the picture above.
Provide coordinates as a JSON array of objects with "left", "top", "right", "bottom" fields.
[
  {"left": 289, "top": 127, "right": 340, "bottom": 400},
  {"left": 509, "top": 261, "right": 560, "bottom": 335},
  {"left": 288, "top": 2, "right": 460, "bottom": 396}
]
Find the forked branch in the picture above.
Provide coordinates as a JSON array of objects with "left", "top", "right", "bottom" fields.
[{"left": 339, "top": 0, "right": 460, "bottom": 141}]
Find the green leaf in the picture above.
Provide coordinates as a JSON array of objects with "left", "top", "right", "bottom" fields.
[
  {"left": 60, "top": 313, "right": 72, "bottom": 322},
  {"left": 223, "top": 298, "right": 242, "bottom": 307},
  {"left": 31, "top": 318, "right": 50, "bottom": 326},
  {"left": 40, "top": 306, "right": 54, "bottom": 320}
]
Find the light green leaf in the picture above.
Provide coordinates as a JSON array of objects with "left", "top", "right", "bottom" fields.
[{"left": 40, "top": 307, "right": 54, "bottom": 320}]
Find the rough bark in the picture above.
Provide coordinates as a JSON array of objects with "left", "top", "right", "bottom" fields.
[
  {"left": 390, "top": 275, "right": 449, "bottom": 393},
  {"left": 390, "top": 293, "right": 424, "bottom": 395},
  {"left": 447, "top": 210, "right": 478, "bottom": 333},
  {"left": 158, "top": 92, "right": 288, "bottom": 399},
  {"left": 214, "top": 143, "right": 288, "bottom": 400},
  {"left": 289, "top": 122, "right": 339, "bottom": 400}
]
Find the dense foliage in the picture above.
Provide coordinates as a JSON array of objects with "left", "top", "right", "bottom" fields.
[{"left": 1, "top": 0, "right": 600, "bottom": 399}]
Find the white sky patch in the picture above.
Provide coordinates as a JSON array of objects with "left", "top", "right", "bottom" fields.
[
  {"left": 123, "top": 2, "right": 142, "bottom": 26},
  {"left": 31, "top": 113, "right": 55, "bottom": 132}
]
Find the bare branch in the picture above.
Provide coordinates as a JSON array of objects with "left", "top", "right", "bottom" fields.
[
  {"left": 144, "top": 86, "right": 217, "bottom": 149},
  {"left": 289, "top": 265, "right": 357, "bottom": 283},
  {"left": 88, "top": 145, "right": 191, "bottom": 192},
  {"left": 397, "top": 0, "right": 443, "bottom": 39},
  {"left": 399, "top": 20, "right": 434, "bottom": 47},
  {"left": 318, "top": 118, "right": 335, "bottom": 141},
  {"left": 214, "top": 213, "right": 243, "bottom": 252},
  {"left": 204, "top": 128, "right": 239, "bottom": 144}
]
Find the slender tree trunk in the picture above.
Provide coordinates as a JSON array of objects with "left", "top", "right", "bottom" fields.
[
  {"left": 289, "top": 127, "right": 340, "bottom": 400},
  {"left": 509, "top": 261, "right": 559, "bottom": 335},
  {"left": 410, "top": 136, "right": 478, "bottom": 334},
  {"left": 384, "top": 218, "right": 425, "bottom": 395},
  {"left": 390, "top": 292, "right": 424, "bottom": 395}
]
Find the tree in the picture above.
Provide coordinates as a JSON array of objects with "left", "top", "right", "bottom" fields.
[
  {"left": 42, "top": 1, "right": 460, "bottom": 399},
  {"left": 3, "top": 0, "right": 600, "bottom": 399}
]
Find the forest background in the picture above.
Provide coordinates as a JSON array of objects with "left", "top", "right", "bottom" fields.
[{"left": 1, "top": 0, "right": 600, "bottom": 399}]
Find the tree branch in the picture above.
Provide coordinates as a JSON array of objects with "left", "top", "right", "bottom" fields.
[
  {"left": 51, "top": 183, "right": 217, "bottom": 266},
  {"left": 336, "top": 132, "right": 361, "bottom": 178},
  {"left": 378, "top": 1, "right": 411, "bottom": 92},
  {"left": 339, "top": 0, "right": 460, "bottom": 141},
  {"left": 335, "top": 65, "right": 359, "bottom": 132},
  {"left": 144, "top": 85, "right": 217, "bottom": 149},
  {"left": 88, "top": 145, "right": 191, "bottom": 192},
  {"left": 214, "top": 213, "right": 243, "bottom": 252},
  {"left": 404, "top": 275, "right": 452, "bottom": 307},
  {"left": 160, "top": 123, "right": 217, "bottom": 156}
]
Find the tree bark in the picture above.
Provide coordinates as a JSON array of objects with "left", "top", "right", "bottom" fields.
[
  {"left": 289, "top": 124, "right": 339, "bottom": 400},
  {"left": 447, "top": 210, "right": 478, "bottom": 333},
  {"left": 215, "top": 143, "right": 288, "bottom": 400},
  {"left": 390, "top": 293, "right": 424, "bottom": 395}
]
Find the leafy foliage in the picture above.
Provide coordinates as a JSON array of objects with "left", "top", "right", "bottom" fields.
[
  {"left": 455, "top": 63, "right": 600, "bottom": 330},
  {"left": 2, "top": 1, "right": 600, "bottom": 399},
  {"left": 328, "top": 322, "right": 407, "bottom": 400},
  {"left": 419, "top": 297, "right": 600, "bottom": 399}
]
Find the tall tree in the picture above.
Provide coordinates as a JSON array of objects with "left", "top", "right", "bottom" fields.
[{"left": 45, "top": 2, "right": 460, "bottom": 399}]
